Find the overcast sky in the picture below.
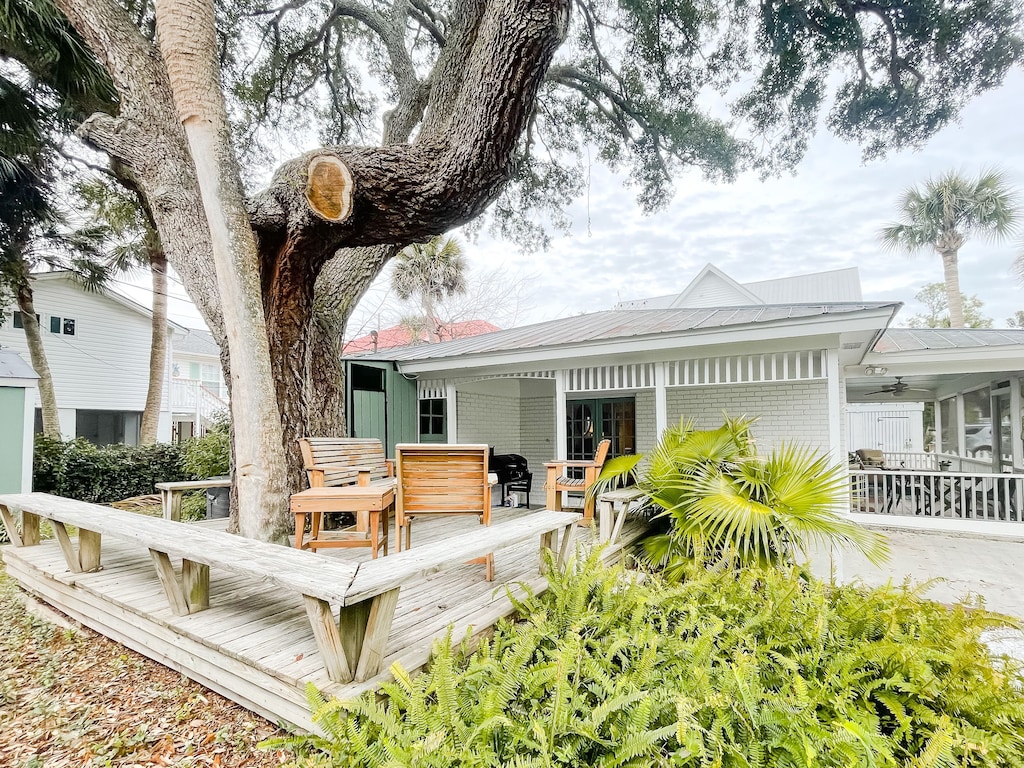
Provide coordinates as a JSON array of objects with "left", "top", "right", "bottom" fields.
[{"left": 142, "top": 67, "right": 1024, "bottom": 333}]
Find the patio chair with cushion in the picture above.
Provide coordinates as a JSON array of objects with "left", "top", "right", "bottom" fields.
[{"left": 544, "top": 439, "right": 611, "bottom": 524}]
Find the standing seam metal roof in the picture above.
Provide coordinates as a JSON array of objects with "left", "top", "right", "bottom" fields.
[
  {"left": 348, "top": 302, "right": 900, "bottom": 362},
  {"left": 875, "top": 328, "right": 1024, "bottom": 353}
]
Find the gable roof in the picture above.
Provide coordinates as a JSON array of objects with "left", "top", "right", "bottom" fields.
[
  {"left": 344, "top": 319, "right": 501, "bottom": 356},
  {"left": 0, "top": 349, "right": 38, "bottom": 380},
  {"left": 32, "top": 271, "right": 187, "bottom": 332},
  {"left": 615, "top": 265, "right": 863, "bottom": 309},
  {"left": 175, "top": 328, "right": 221, "bottom": 356}
]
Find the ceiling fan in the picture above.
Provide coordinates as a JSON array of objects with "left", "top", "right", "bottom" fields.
[{"left": 863, "top": 376, "right": 929, "bottom": 397}]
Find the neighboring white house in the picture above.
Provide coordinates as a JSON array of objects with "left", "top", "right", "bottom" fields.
[
  {"left": 0, "top": 272, "right": 227, "bottom": 445},
  {"left": 170, "top": 327, "right": 228, "bottom": 441}
]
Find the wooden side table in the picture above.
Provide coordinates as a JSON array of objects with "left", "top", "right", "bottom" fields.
[{"left": 291, "top": 483, "right": 394, "bottom": 558}]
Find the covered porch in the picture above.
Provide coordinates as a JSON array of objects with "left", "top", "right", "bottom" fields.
[{"left": 845, "top": 329, "right": 1024, "bottom": 523}]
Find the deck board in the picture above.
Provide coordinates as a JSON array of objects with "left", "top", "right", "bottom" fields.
[{"left": 2, "top": 506, "right": 644, "bottom": 732}]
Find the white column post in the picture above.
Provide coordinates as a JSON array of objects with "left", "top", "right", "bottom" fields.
[
  {"left": 445, "top": 382, "right": 458, "bottom": 442},
  {"left": 21, "top": 380, "right": 37, "bottom": 492},
  {"left": 826, "top": 349, "right": 843, "bottom": 462},
  {"left": 654, "top": 362, "right": 668, "bottom": 445},
  {"left": 933, "top": 399, "right": 942, "bottom": 457},
  {"left": 1010, "top": 376, "right": 1022, "bottom": 470},
  {"left": 956, "top": 394, "right": 966, "bottom": 457},
  {"left": 555, "top": 370, "right": 567, "bottom": 460}
]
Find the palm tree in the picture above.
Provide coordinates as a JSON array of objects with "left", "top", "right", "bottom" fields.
[
  {"left": 391, "top": 236, "right": 467, "bottom": 342},
  {"left": 593, "top": 416, "right": 888, "bottom": 576},
  {"left": 880, "top": 170, "right": 1019, "bottom": 328},
  {"left": 75, "top": 179, "right": 170, "bottom": 444}
]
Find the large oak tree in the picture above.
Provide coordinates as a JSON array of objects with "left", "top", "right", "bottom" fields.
[{"left": 30, "top": 0, "right": 1024, "bottom": 541}]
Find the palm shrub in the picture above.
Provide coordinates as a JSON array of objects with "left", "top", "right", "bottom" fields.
[
  {"left": 276, "top": 552, "right": 1024, "bottom": 766},
  {"left": 592, "top": 415, "right": 886, "bottom": 576}
]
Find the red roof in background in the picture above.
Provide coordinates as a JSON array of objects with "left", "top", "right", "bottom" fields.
[{"left": 344, "top": 319, "right": 500, "bottom": 356}]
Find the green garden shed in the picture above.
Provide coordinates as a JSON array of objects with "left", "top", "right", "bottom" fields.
[{"left": 0, "top": 349, "right": 39, "bottom": 493}]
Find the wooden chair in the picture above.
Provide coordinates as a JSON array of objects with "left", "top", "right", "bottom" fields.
[
  {"left": 394, "top": 443, "right": 493, "bottom": 580},
  {"left": 544, "top": 439, "right": 611, "bottom": 524}
]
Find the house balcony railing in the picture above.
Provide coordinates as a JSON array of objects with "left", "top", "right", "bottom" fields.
[
  {"left": 849, "top": 467, "right": 1021, "bottom": 523},
  {"left": 171, "top": 378, "right": 228, "bottom": 425}
]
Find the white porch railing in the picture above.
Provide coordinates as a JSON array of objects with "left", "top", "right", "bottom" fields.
[
  {"left": 171, "top": 378, "right": 228, "bottom": 426},
  {"left": 879, "top": 451, "right": 1002, "bottom": 474},
  {"left": 849, "top": 468, "right": 1022, "bottom": 523}
]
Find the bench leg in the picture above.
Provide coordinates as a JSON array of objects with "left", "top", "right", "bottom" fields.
[
  {"left": 294, "top": 511, "right": 307, "bottom": 550},
  {"left": 150, "top": 550, "right": 208, "bottom": 616},
  {"left": 557, "top": 523, "right": 575, "bottom": 569},
  {"left": 0, "top": 503, "right": 39, "bottom": 548},
  {"left": 167, "top": 490, "right": 183, "bottom": 522},
  {"left": 598, "top": 499, "right": 612, "bottom": 543},
  {"left": 53, "top": 522, "right": 102, "bottom": 574},
  {"left": 304, "top": 588, "right": 402, "bottom": 684}
]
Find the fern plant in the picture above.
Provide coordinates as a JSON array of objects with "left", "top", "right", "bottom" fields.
[{"left": 272, "top": 552, "right": 1024, "bottom": 767}]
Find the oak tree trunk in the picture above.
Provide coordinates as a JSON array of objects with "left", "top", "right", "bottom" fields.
[
  {"left": 16, "top": 281, "right": 61, "bottom": 439},
  {"left": 154, "top": 0, "right": 290, "bottom": 541},
  {"left": 140, "top": 251, "right": 168, "bottom": 444}
]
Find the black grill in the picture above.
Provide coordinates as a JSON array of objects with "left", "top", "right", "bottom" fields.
[{"left": 490, "top": 451, "right": 533, "bottom": 505}]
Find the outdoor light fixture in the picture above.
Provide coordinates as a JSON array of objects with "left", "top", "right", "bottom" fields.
[{"left": 864, "top": 366, "right": 888, "bottom": 376}]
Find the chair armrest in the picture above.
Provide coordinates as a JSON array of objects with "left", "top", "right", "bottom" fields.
[
  {"left": 544, "top": 460, "right": 601, "bottom": 469},
  {"left": 385, "top": 459, "right": 395, "bottom": 476}
]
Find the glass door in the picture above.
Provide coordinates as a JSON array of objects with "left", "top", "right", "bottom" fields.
[{"left": 565, "top": 397, "right": 636, "bottom": 463}]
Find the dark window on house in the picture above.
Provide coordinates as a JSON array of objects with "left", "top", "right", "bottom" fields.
[
  {"left": 12, "top": 312, "right": 38, "bottom": 329},
  {"left": 50, "top": 316, "right": 61, "bottom": 333},
  {"left": 76, "top": 410, "right": 141, "bottom": 446},
  {"left": 62, "top": 318, "right": 76, "bottom": 335},
  {"left": 419, "top": 398, "right": 445, "bottom": 436},
  {"left": 351, "top": 364, "right": 385, "bottom": 392}
]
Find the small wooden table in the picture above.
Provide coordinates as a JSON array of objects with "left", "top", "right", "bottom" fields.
[
  {"left": 291, "top": 481, "right": 394, "bottom": 558},
  {"left": 596, "top": 487, "right": 645, "bottom": 544},
  {"left": 155, "top": 478, "right": 231, "bottom": 521}
]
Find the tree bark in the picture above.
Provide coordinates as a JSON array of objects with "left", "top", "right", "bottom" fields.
[
  {"left": 140, "top": 251, "right": 168, "bottom": 444},
  {"left": 15, "top": 280, "right": 61, "bottom": 438},
  {"left": 154, "top": 0, "right": 290, "bottom": 542},
  {"left": 940, "top": 249, "right": 965, "bottom": 328}
]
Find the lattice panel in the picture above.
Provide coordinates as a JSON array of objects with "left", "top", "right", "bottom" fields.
[{"left": 666, "top": 351, "right": 826, "bottom": 387}]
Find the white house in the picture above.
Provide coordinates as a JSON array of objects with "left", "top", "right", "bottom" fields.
[
  {"left": 343, "top": 264, "right": 901, "bottom": 495},
  {"left": 0, "top": 272, "right": 226, "bottom": 445}
]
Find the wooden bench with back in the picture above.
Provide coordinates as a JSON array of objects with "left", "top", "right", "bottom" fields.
[
  {"left": 0, "top": 492, "right": 580, "bottom": 685},
  {"left": 292, "top": 437, "right": 396, "bottom": 556}
]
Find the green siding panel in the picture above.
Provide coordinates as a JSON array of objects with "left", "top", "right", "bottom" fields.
[
  {"left": 0, "top": 387, "right": 26, "bottom": 493},
  {"left": 386, "top": 368, "right": 418, "bottom": 456},
  {"left": 352, "top": 390, "right": 387, "bottom": 444}
]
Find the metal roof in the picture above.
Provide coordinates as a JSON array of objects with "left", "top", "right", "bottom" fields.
[
  {"left": 876, "top": 328, "right": 1024, "bottom": 353},
  {"left": 0, "top": 349, "right": 38, "bottom": 380},
  {"left": 352, "top": 302, "right": 900, "bottom": 363}
]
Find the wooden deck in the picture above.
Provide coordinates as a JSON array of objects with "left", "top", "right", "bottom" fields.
[{"left": 1, "top": 506, "right": 644, "bottom": 732}]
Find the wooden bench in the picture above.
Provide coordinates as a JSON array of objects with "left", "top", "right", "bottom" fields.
[
  {"left": 155, "top": 478, "right": 231, "bottom": 521},
  {"left": 0, "top": 493, "right": 579, "bottom": 685},
  {"left": 293, "top": 438, "right": 397, "bottom": 556}
]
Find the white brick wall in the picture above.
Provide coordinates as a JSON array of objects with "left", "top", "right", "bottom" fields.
[
  {"left": 456, "top": 392, "right": 520, "bottom": 453},
  {"left": 665, "top": 381, "right": 830, "bottom": 454},
  {"left": 634, "top": 391, "right": 658, "bottom": 452},
  {"left": 519, "top": 397, "right": 555, "bottom": 505}
]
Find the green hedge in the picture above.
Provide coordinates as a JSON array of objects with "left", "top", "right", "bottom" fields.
[{"left": 33, "top": 436, "right": 188, "bottom": 504}]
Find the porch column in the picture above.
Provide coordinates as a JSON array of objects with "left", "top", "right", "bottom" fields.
[
  {"left": 826, "top": 349, "right": 843, "bottom": 461},
  {"left": 555, "top": 370, "right": 567, "bottom": 460},
  {"left": 445, "top": 382, "right": 458, "bottom": 442},
  {"left": 654, "top": 363, "right": 668, "bottom": 443},
  {"left": 955, "top": 394, "right": 966, "bottom": 456},
  {"left": 933, "top": 399, "right": 942, "bottom": 455},
  {"left": 1011, "top": 376, "right": 1022, "bottom": 469}
]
